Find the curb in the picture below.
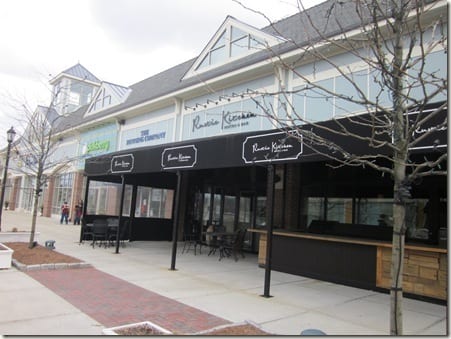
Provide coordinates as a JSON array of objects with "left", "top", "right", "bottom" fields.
[{"left": 12, "top": 259, "right": 92, "bottom": 271}]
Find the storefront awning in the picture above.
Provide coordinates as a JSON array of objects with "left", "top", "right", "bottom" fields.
[{"left": 85, "top": 107, "right": 447, "bottom": 177}]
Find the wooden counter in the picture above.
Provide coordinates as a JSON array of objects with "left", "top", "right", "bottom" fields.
[{"left": 249, "top": 228, "right": 447, "bottom": 300}]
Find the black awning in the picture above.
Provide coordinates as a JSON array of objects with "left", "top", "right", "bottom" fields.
[{"left": 84, "top": 107, "right": 447, "bottom": 177}]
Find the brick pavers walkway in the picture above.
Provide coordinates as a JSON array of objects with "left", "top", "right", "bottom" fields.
[{"left": 27, "top": 267, "right": 230, "bottom": 334}]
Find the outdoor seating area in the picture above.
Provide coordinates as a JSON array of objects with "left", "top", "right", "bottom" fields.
[
  {"left": 181, "top": 231, "right": 203, "bottom": 255},
  {"left": 80, "top": 218, "right": 130, "bottom": 249},
  {"left": 185, "top": 226, "right": 247, "bottom": 261}
]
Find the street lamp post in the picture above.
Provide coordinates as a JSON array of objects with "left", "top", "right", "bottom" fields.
[{"left": 0, "top": 127, "right": 16, "bottom": 231}]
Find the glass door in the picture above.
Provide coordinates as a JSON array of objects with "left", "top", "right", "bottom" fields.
[
  {"left": 202, "top": 186, "right": 224, "bottom": 228},
  {"left": 238, "top": 191, "right": 256, "bottom": 251},
  {"left": 223, "top": 195, "right": 237, "bottom": 233},
  {"left": 238, "top": 193, "right": 253, "bottom": 229},
  {"left": 212, "top": 187, "right": 223, "bottom": 226}
]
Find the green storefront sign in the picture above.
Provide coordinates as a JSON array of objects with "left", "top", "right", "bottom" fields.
[{"left": 87, "top": 140, "right": 110, "bottom": 153}]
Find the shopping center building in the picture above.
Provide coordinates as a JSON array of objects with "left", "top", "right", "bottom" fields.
[{"left": 1, "top": 0, "right": 447, "bottom": 301}]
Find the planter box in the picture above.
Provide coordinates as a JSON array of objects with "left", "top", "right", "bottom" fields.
[
  {"left": 0, "top": 243, "right": 14, "bottom": 269},
  {"left": 0, "top": 232, "right": 39, "bottom": 243},
  {"left": 102, "top": 321, "right": 172, "bottom": 335}
]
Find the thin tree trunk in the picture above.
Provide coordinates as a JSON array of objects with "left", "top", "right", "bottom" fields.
[
  {"left": 389, "top": 0, "right": 408, "bottom": 333},
  {"left": 28, "top": 191, "right": 40, "bottom": 248},
  {"left": 390, "top": 191, "right": 406, "bottom": 335},
  {"left": 28, "top": 174, "right": 42, "bottom": 249}
]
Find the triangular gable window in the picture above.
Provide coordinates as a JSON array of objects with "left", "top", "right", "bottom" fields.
[
  {"left": 184, "top": 16, "right": 284, "bottom": 79},
  {"left": 89, "top": 88, "right": 111, "bottom": 112},
  {"left": 86, "top": 82, "right": 131, "bottom": 116}
]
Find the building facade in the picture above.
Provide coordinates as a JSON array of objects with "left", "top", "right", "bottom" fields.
[{"left": 1, "top": 0, "right": 447, "bottom": 301}]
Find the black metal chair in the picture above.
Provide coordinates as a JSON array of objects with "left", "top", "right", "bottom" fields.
[
  {"left": 106, "top": 217, "right": 119, "bottom": 227},
  {"left": 109, "top": 220, "right": 130, "bottom": 248},
  {"left": 91, "top": 219, "right": 108, "bottom": 248},
  {"left": 79, "top": 219, "right": 93, "bottom": 244},
  {"left": 206, "top": 224, "right": 222, "bottom": 256},
  {"left": 106, "top": 218, "right": 119, "bottom": 246},
  {"left": 221, "top": 228, "right": 247, "bottom": 261},
  {"left": 182, "top": 231, "right": 202, "bottom": 255}
]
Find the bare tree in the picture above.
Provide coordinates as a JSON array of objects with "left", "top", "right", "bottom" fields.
[
  {"left": 237, "top": 0, "right": 447, "bottom": 335},
  {"left": 9, "top": 96, "right": 76, "bottom": 249}
]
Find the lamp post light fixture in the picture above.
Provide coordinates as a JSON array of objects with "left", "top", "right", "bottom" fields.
[{"left": 0, "top": 126, "right": 16, "bottom": 231}]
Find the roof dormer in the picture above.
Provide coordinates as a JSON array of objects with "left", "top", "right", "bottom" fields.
[
  {"left": 183, "top": 16, "right": 285, "bottom": 80},
  {"left": 85, "top": 82, "right": 131, "bottom": 116}
]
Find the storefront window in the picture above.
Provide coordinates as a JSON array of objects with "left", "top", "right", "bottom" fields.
[
  {"left": 306, "top": 197, "right": 325, "bottom": 225},
  {"left": 203, "top": 193, "right": 211, "bottom": 224},
  {"left": 135, "top": 186, "right": 173, "bottom": 219},
  {"left": 356, "top": 198, "right": 393, "bottom": 226},
  {"left": 238, "top": 196, "right": 252, "bottom": 225},
  {"left": 20, "top": 176, "right": 35, "bottom": 212},
  {"left": 295, "top": 163, "right": 446, "bottom": 244},
  {"left": 52, "top": 173, "right": 74, "bottom": 215},
  {"left": 255, "top": 196, "right": 266, "bottom": 227},
  {"left": 223, "top": 195, "right": 236, "bottom": 232},
  {"left": 122, "top": 185, "right": 133, "bottom": 216},
  {"left": 302, "top": 184, "right": 445, "bottom": 243},
  {"left": 150, "top": 189, "right": 164, "bottom": 217},
  {"left": 212, "top": 192, "right": 222, "bottom": 224},
  {"left": 327, "top": 198, "right": 353, "bottom": 224},
  {"left": 87, "top": 181, "right": 132, "bottom": 216}
]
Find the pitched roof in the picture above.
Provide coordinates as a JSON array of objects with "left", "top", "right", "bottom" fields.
[
  {"left": 52, "top": 1, "right": 362, "bottom": 131},
  {"left": 117, "top": 0, "right": 367, "bottom": 110},
  {"left": 54, "top": 0, "right": 424, "bottom": 133},
  {"left": 51, "top": 63, "right": 101, "bottom": 84}
]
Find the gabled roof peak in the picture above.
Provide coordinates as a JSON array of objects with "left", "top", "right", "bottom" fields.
[
  {"left": 85, "top": 81, "right": 131, "bottom": 116},
  {"left": 182, "top": 16, "right": 285, "bottom": 80}
]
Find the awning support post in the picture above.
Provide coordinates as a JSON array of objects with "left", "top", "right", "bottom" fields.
[
  {"left": 170, "top": 171, "right": 182, "bottom": 270},
  {"left": 263, "top": 164, "right": 275, "bottom": 298},
  {"left": 115, "top": 175, "right": 126, "bottom": 254},
  {"left": 80, "top": 177, "right": 90, "bottom": 243}
]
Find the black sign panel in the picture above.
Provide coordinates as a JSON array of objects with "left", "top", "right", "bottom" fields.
[
  {"left": 161, "top": 145, "right": 197, "bottom": 169},
  {"left": 111, "top": 154, "right": 134, "bottom": 173},
  {"left": 242, "top": 131, "right": 303, "bottom": 164}
]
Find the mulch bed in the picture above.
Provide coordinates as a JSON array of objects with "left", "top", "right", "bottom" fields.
[
  {"left": 114, "top": 323, "right": 271, "bottom": 335},
  {"left": 115, "top": 324, "right": 168, "bottom": 335},
  {"left": 4, "top": 242, "right": 82, "bottom": 265},
  {"left": 199, "top": 323, "right": 271, "bottom": 335}
]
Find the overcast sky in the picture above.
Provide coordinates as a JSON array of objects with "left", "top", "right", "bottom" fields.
[{"left": 0, "top": 0, "right": 323, "bottom": 147}]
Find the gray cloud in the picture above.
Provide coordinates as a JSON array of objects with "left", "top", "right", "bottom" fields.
[
  {"left": 91, "top": 0, "right": 278, "bottom": 54},
  {"left": 90, "top": 0, "right": 245, "bottom": 55}
]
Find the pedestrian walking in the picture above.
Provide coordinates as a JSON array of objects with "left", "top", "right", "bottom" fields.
[
  {"left": 60, "top": 201, "right": 69, "bottom": 224},
  {"left": 73, "top": 200, "right": 82, "bottom": 225}
]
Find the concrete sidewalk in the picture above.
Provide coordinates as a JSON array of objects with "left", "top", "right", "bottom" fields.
[{"left": 0, "top": 210, "right": 447, "bottom": 335}]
